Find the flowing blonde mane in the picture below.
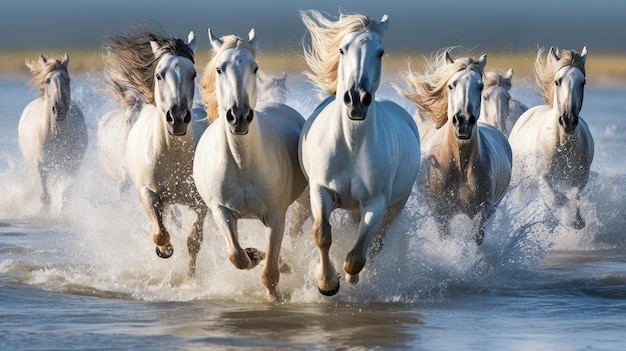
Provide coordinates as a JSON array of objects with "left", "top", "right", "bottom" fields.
[
  {"left": 103, "top": 28, "right": 195, "bottom": 106},
  {"left": 535, "top": 47, "right": 586, "bottom": 107},
  {"left": 300, "top": 10, "right": 387, "bottom": 94},
  {"left": 25, "top": 55, "right": 68, "bottom": 98},
  {"left": 198, "top": 35, "right": 256, "bottom": 123},
  {"left": 483, "top": 70, "right": 511, "bottom": 90},
  {"left": 400, "top": 50, "right": 486, "bottom": 128}
]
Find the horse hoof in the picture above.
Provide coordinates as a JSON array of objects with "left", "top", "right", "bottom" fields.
[
  {"left": 345, "top": 273, "right": 359, "bottom": 285},
  {"left": 156, "top": 243, "right": 174, "bottom": 259},
  {"left": 318, "top": 282, "right": 340, "bottom": 296}
]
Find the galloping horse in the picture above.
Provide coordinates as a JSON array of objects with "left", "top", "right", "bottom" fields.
[
  {"left": 400, "top": 50, "right": 512, "bottom": 244},
  {"left": 193, "top": 29, "right": 307, "bottom": 299},
  {"left": 509, "top": 47, "right": 593, "bottom": 229},
  {"left": 299, "top": 10, "right": 421, "bottom": 296},
  {"left": 480, "top": 69, "right": 528, "bottom": 137},
  {"left": 104, "top": 29, "right": 208, "bottom": 275},
  {"left": 96, "top": 73, "right": 144, "bottom": 192},
  {"left": 18, "top": 54, "right": 87, "bottom": 207}
]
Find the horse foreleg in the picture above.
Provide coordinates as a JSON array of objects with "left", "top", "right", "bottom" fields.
[
  {"left": 187, "top": 204, "right": 208, "bottom": 277},
  {"left": 262, "top": 215, "right": 286, "bottom": 300},
  {"left": 311, "top": 185, "right": 339, "bottom": 296},
  {"left": 213, "top": 206, "right": 261, "bottom": 270},
  {"left": 344, "top": 197, "right": 386, "bottom": 285},
  {"left": 139, "top": 188, "right": 173, "bottom": 258},
  {"left": 566, "top": 187, "right": 585, "bottom": 229},
  {"left": 540, "top": 174, "right": 568, "bottom": 208}
]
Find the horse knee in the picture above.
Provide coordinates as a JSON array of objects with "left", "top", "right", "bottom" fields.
[{"left": 313, "top": 217, "right": 331, "bottom": 249}]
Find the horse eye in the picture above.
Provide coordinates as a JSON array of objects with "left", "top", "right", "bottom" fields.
[
  {"left": 483, "top": 96, "right": 489, "bottom": 101},
  {"left": 448, "top": 84, "right": 454, "bottom": 90},
  {"left": 155, "top": 73, "right": 162, "bottom": 81},
  {"left": 339, "top": 48, "right": 344, "bottom": 55},
  {"left": 378, "top": 50, "right": 385, "bottom": 58},
  {"left": 216, "top": 67, "right": 222, "bottom": 74},
  {"left": 555, "top": 79, "right": 561, "bottom": 86},
  {"left": 45, "top": 78, "right": 50, "bottom": 84},
  {"left": 254, "top": 66, "right": 259, "bottom": 74}
]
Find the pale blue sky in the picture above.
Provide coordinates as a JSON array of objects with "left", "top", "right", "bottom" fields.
[{"left": 1, "top": 0, "right": 624, "bottom": 52}]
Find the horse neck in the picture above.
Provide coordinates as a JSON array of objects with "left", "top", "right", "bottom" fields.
[
  {"left": 222, "top": 112, "right": 263, "bottom": 167},
  {"left": 336, "top": 99, "right": 378, "bottom": 149},
  {"left": 444, "top": 121, "right": 480, "bottom": 172}
]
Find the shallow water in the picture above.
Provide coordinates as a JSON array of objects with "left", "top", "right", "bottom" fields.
[{"left": 1, "top": 71, "right": 625, "bottom": 350}]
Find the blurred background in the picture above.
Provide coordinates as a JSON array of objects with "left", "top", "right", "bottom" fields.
[{"left": 0, "top": 0, "right": 624, "bottom": 81}]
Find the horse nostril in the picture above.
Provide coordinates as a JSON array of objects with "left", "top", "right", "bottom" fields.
[
  {"left": 361, "top": 92, "right": 372, "bottom": 106},
  {"left": 343, "top": 91, "right": 352, "bottom": 105},
  {"left": 453, "top": 115, "right": 459, "bottom": 125},
  {"left": 166, "top": 111, "right": 173, "bottom": 123},
  {"left": 183, "top": 110, "right": 191, "bottom": 123},
  {"left": 245, "top": 109, "right": 254, "bottom": 123},
  {"left": 468, "top": 115, "right": 476, "bottom": 125},
  {"left": 226, "top": 109, "right": 236, "bottom": 124},
  {"left": 559, "top": 115, "right": 565, "bottom": 127}
]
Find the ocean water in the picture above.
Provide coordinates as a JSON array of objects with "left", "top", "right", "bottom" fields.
[{"left": 0, "top": 69, "right": 625, "bottom": 350}]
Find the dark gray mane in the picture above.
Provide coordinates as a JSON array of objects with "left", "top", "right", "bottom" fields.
[{"left": 103, "top": 28, "right": 195, "bottom": 106}]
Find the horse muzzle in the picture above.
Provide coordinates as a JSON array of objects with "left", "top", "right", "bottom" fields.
[
  {"left": 343, "top": 88, "right": 372, "bottom": 120},
  {"left": 166, "top": 107, "right": 191, "bottom": 136},
  {"left": 453, "top": 114, "right": 476, "bottom": 140},
  {"left": 226, "top": 106, "right": 254, "bottom": 135},
  {"left": 559, "top": 114, "right": 579, "bottom": 135}
]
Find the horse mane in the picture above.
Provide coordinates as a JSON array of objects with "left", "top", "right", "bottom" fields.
[
  {"left": 400, "top": 49, "right": 486, "bottom": 129},
  {"left": 535, "top": 47, "right": 586, "bottom": 106},
  {"left": 25, "top": 55, "right": 68, "bottom": 98},
  {"left": 103, "top": 27, "right": 195, "bottom": 106},
  {"left": 300, "top": 9, "right": 387, "bottom": 94},
  {"left": 199, "top": 34, "right": 256, "bottom": 123},
  {"left": 483, "top": 70, "right": 511, "bottom": 90}
]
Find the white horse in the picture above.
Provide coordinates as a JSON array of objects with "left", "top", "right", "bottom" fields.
[
  {"left": 96, "top": 76, "right": 144, "bottom": 192},
  {"left": 299, "top": 10, "right": 421, "bottom": 296},
  {"left": 105, "top": 29, "right": 208, "bottom": 275},
  {"left": 193, "top": 29, "right": 307, "bottom": 299},
  {"left": 480, "top": 69, "right": 528, "bottom": 137},
  {"left": 18, "top": 54, "right": 88, "bottom": 207},
  {"left": 400, "top": 50, "right": 512, "bottom": 244},
  {"left": 509, "top": 47, "right": 593, "bottom": 229}
]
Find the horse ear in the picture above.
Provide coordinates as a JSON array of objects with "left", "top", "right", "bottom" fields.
[
  {"left": 62, "top": 53, "right": 69, "bottom": 67},
  {"left": 548, "top": 46, "right": 559, "bottom": 62},
  {"left": 580, "top": 46, "right": 588, "bottom": 65},
  {"left": 478, "top": 54, "right": 487, "bottom": 70},
  {"left": 445, "top": 51, "right": 454, "bottom": 65},
  {"left": 378, "top": 14, "right": 389, "bottom": 35},
  {"left": 39, "top": 54, "right": 47, "bottom": 65},
  {"left": 248, "top": 28, "right": 257, "bottom": 49},
  {"left": 150, "top": 41, "right": 160, "bottom": 55},
  {"left": 505, "top": 68, "right": 513, "bottom": 80},
  {"left": 208, "top": 28, "right": 222, "bottom": 50},
  {"left": 187, "top": 31, "right": 197, "bottom": 53}
]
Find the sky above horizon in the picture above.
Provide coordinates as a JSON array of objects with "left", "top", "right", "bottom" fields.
[{"left": 1, "top": 0, "right": 624, "bottom": 53}]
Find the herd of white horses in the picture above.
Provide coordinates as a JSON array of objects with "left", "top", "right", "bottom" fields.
[{"left": 17, "top": 10, "right": 593, "bottom": 299}]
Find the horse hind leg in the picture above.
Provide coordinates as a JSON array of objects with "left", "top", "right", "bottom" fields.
[
  {"left": 287, "top": 187, "right": 311, "bottom": 238},
  {"left": 369, "top": 196, "right": 408, "bottom": 259},
  {"left": 187, "top": 205, "right": 208, "bottom": 277}
]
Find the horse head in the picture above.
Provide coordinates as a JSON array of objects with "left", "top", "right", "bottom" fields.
[
  {"left": 151, "top": 31, "right": 197, "bottom": 136},
  {"left": 336, "top": 15, "right": 388, "bottom": 120},
  {"left": 209, "top": 28, "right": 258, "bottom": 135},
  {"left": 27, "top": 54, "right": 71, "bottom": 121},
  {"left": 481, "top": 69, "right": 512, "bottom": 131},
  {"left": 549, "top": 46, "right": 587, "bottom": 135},
  {"left": 446, "top": 52, "right": 486, "bottom": 140}
]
